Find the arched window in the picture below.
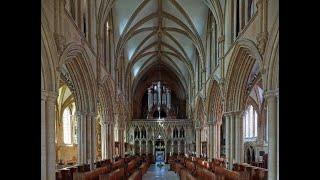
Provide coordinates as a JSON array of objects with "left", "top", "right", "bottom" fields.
[
  {"left": 63, "top": 108, "right": 72, "bottom": 144},
  {"left": 244, "top": 105, "right": 258, "bottom": 139}
]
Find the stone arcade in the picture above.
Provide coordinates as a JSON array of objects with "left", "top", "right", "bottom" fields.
[{"left": 41, "top": 0, "right": 278, "bottom": 179}]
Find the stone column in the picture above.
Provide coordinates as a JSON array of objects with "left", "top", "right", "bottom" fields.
[
  {"left": 171, "top": 141, "right": 174, "bottom": 155},
  {"left": 216, "top": 121, "right": 222, "bottom": 158},
  {"left": 234, "top": 111, "right": 243, "bottom": 163},
  {"left": 212, "top": 122, "right": 217, "bottom": 159},
  {"left": 109, "top": 123, "right": 114, "bottom": 161},
  {"left": 76, "top": 0, "right": 83, "bottom": 32},
  {"left": 178, "top": 140, "right": 181, "bottom": 154},
  {"left": 224, "top": 0, "right": 233, "bottom": 52},
  {"left": 105, "top": 121, "right": 109, "bottom": 159},
  {"left": 244, "top": 0, "right": 249, "bottom": 24},
  {"left": 41, "top": 91, "right": 47, "bottom": 180},
  {"left": 118, "top": 127, "right": 124, "bottom": 157},
  {"left": 257, "top": 0, "right": 268, "bottom": 54},
  {"left": 87, "top": 0, "right": 96, "bottom": 49},
  {"left": 224, "top": 114, "right": 231, "bottom": 169},
  {"left": 75, "top": 112, "right": 81, "bottom": 163},
  {"left": 208, "top": 121, "right": 214, "bottom": 161},
  {"left": 44, "top": 91, "right": 57, "bottom": 180},
  {"left": 152, "top": 140, "right": 155, "bottom": 156},
  {"left": 230, "top": 113, "right": 235, "bottom": 169},
  {"left": 184, "top": 141, "right": 187, "bottom": 155},
  {"left": 265, "top": 90, "right": 279, "bottom": 180},
  {"left": 85, "top": 113, "right": 91, "bottom": 167},
  {"left": 164, "top": 140, "right": 167, "bottom": 162},
  {"left": 112, "top": 123, "right": 115, "bottom": 160},
  {"left": 233, "top": 0, "right": 237, "bottom": 40},
  {"left": 196, "top": 128, "right": 201, "bottom": 158},
  {"left": 239, "top": 0, "right": 244, "bottom": 29},
  {"left": 100, "top": 120, "right": 107, "bottom": 160},
  {"left": 139, "top": 140, "right": 142, "bottom": 155},
  {"left": 87, "top": 113, "right": 97, "bottom": 170}
]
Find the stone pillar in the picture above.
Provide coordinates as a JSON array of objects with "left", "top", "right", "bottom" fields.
[
  {"left": 224, "top": 0, "right": 233, "bottom": 52},
  {"left": 152, "top": 140, "right": 155, "bottom": 156},
  {"left": 164, "top": 140, "right": 167, "bottom": 162},
  {"left": 87, "top": 113, "right": 97, "bottom": 170},
  {"left": 234, "top": 111, "right": 243, "bottom": 163},
  {"left": 265, "top": 90, "right": 278, "bottom": 180},
  {"left": 208, "top": 121, "right": 214, "bottom": 161},
  {"left": 112, "top": 123, "right": 115, "bottom": 159},
  {"left": 171, "top": 141, "right": 174, "bottom": 155},
  {"left": 196, "top": 128, "right": 201, "bottom": 158},
  {"left": 92, "top": 113, "right": 97, "bottom": 168},
  {"left": 233, "top": 0, "right": 237, "bottom": 40},
  {"left": 216, "top": 121, "right": 222, "bottom": 158},
  {"left": 224, "top": 114, "right": 231, "bottom": 169},
  {"left": 244, "top": 0, "right": 249, "bottom": 24},
  {"left": 106, "top": 121, "right": 109, "bottom": 159},
  {"left": 139, "top": 140, "right": 142, "bottom": 155},
  {"left": 75, "top": 112, "right": 81, "bottom": 163},
  {"left": 41, "top": 91, "right": 57, "bottom": 180},
  {"left": 118, "top": 128, "right": 124, "bottom": 157},
  {"left": 101, "top": 120, "right": 107, "bottom": 160},
  {"left": 178, "top": 140, "right": 181, "bottom": 154},
  {"left": 86, "top": 113, "right": 91, "bottom": 167},
  {"left": 109, "top": 123, "right": 114, "bottom": 161},
  {"left": 87, "top": 0, "right": 96, "bottom": 49},
  {"left": 212, "top": 122, "right": 217, "bottom": 159},
  {"left": 230, "top": 113, "right": 235, "bottom": 169},
  {"left": 239, "top": 0, "right": 244, "bottom": 29},
  {"left": 257, "top": 0, "right": 268, "bottom": 54},
  {"left": 41, "top": 91, "right": 47, "bottom": 180},
  {"left": 184, "top": 141, "right": 187, "bottom": 155},
  {"left": 76, "top": 0, "right": 83, "bottom": 32}
]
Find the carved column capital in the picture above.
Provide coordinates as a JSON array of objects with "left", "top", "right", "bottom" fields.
[
  {"left": 264, "top": 89, "right": 279, "bottom": 100},
  {"left": 46, "top": 91, "right": 58, "bottom": 102},
  {"left": 257, "top": 32, "right": 269, "bottom": 54},
  {"left": 218, "top": 36, "right": 225, "bottom": 43}
]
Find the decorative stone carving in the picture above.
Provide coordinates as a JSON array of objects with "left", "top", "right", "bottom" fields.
[
  {"left": 257, "top": 32, "right": 268, "bottom": 54},
  {"left": 53, "top": 33, "right": 66, "bottom": 55}
]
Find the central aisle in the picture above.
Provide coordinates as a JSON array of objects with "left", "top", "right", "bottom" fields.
[{"left": 142, "top": 163, "right": 179, "bottom": 180}]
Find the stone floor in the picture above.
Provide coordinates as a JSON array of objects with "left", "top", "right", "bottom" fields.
[{"left": 142, "top": 162, "right": 179, "bottom": 180}]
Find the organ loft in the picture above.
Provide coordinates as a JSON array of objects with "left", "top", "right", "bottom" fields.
[{"left": 146, "top": 81, "right": 174, "bottom": 119}]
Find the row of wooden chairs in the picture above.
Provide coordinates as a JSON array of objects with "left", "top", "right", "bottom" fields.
[
  {"left": 233, "top": 163, "right": 268, "bottom": 180},
  {"left": 169, "top": 155, "right": 243, "bottom": 180},
  {"left": 56, "top": 155, "right": 153, "bottom": 180}
]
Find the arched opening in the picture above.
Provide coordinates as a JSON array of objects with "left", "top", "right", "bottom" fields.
[
  {"left": 134, "top": 140, "right": 140, "bottom": 155},
  {"left": 56, "top": 81, "right": 78, "bottom": 169},
  {"left": 246, "top": 148, "right": 251, "bottom": 163},
  {"left": 134, "top": 127, "right": 140, "bottom": 139}
]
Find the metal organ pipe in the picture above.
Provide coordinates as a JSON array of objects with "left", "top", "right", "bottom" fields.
[
  {"left": 166, "top": 89, "right": 171, "bottom": 109},
  {"left": 157, "top": 81, "right": 161, "bottom": 106},
  {"left": 148, "top": 88, "right": 153, "bottom": 111}
]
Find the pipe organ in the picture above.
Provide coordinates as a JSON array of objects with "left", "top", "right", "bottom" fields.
[{"left": 146, "top": 81, "right": 174, "bottom": 119}]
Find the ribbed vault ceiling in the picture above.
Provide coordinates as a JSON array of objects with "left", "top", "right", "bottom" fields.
[{"left": 112, "top": 0, "right": 209, "bottom": 90}]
